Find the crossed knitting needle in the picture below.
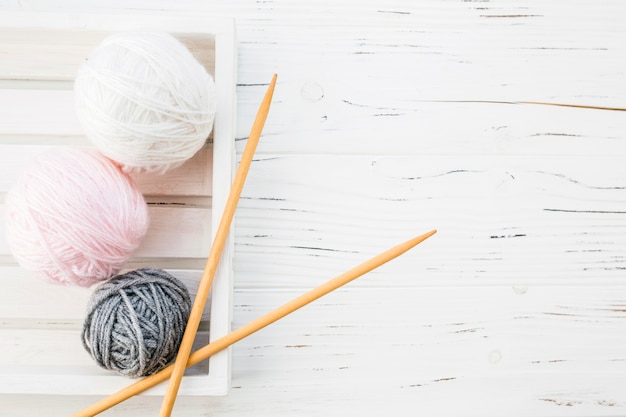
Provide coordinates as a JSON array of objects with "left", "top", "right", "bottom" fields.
[{"left": 71, "top": 74, "right": 436, "bottom": 417}]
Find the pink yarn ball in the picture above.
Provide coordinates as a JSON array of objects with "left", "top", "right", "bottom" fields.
[{"left": 4, "top": 148, "right": 149, "bottom": 287}]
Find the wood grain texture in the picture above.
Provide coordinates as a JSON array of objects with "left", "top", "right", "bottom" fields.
[
  {"left": 233, "top": 154, "right": 626, "bottom": 288},
  {"left": 1, "top": 0, "right": 625, "bottom": 416}
]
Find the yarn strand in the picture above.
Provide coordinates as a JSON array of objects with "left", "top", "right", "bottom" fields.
[
  {"left": 4, "top": 148, "right": 149, "bottom": 286},
  {"left": 74, "top": 31, "right": 217, "bottom": 173},
  {"left": 81, "top": 268, "right": 192, "bottom": 378}
]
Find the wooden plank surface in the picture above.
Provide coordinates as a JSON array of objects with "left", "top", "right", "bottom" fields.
[
  {"left": 0, "top": 267, "right": 210, "bottom": 320},
  {"left": 0, "top": 202, "right": 212, "bottom": 259},
  {"left": 3, "top": 286, "right": 626, "bottom": 414},
  {"left": 0, "top": 28, "right": 215, "bottom": 81},
  {"left": 1, "top": 0, "right": 625, "bottom": 416},
  {"left": 0, "top": 144, "right": 214, "bottom": 196}
]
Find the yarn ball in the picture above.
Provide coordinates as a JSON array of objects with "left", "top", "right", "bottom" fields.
[
  {"left": 81, "top": 268, "right": 192, "bottom": 378},
  {"left": 4, "top": 148, "right": 149, "bottom": 287},
  {"left": 74, "top": 30, "right": 217, "bottom": 174}
]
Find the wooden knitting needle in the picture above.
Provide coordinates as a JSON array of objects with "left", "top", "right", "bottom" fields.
[
  {"left": 159, "top": 74, "right": 277, "bottom": 417},
  {"left": 70, "top": 229, "right": 436, "bottom": 417}
]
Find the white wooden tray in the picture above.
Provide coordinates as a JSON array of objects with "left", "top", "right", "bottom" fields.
[{"left": 0, "top": 11, "right": 237, "bottom": 396}]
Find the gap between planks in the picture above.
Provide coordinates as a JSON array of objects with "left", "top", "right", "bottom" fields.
[{"left": 0, "top": 318, "right": 212, "bottom": 331}]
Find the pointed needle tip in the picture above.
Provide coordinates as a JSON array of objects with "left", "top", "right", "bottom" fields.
[
  {"left": 422, "top": 229, "right": 437, "bottom": 239},
  {"left": 408, "top": 229, "right": 437, "bottom": 247}
]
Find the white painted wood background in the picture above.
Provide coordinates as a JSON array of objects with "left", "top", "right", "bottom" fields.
[{"left": 2, "top": 1, "right": 626, "bottom": 416}]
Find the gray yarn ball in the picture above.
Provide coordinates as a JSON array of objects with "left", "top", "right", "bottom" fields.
[{"left": 81, "top": 268, "right": 192, "bottom": 378}]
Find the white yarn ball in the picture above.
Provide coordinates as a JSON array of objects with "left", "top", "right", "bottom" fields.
[{"left": 74, "top": 31, "right": 217, "bottom": 173}]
